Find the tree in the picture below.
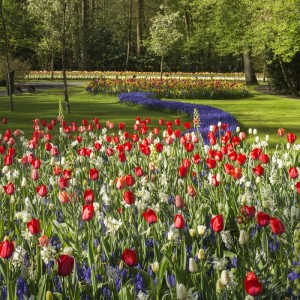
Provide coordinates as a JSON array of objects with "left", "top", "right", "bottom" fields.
[
  {"left": 147, "top": 6, "right": 183, "bottom": 79},
  {"left": 28, "top": 0, "right": 72, "bottom": 113},
  {"left": 0, "top": 0, "right": 13, "bottom": 110}
]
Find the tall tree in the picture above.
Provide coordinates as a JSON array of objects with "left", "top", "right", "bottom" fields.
[
  {"left": 147, "top": 6, "right": 183, "bottom": 79},
  {"left": 81, "top": 0, "right": 88, "bottom": 70},
  {"left": 0, "top": 0, "right": 13, "bottom": 110}
]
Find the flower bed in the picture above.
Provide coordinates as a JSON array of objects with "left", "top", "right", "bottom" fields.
[
  {"left": 0, "top": 115, "right": 299, "bottom": 299},
  {"left": 86, "top": 77, "right": 250, "bottom": 99}
]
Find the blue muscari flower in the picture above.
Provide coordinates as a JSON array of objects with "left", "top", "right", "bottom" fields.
[
  {"left": 134, "top": 272, "right": 145, "bottom": 293},
  {"left": 17, "top": 277, "right": 29, "bottom": 299},
  {"left": 145, "top": 238, "right": 154, "bottom": 248},
  {"left": 168, "top": 195, "right": 174, "bottom": 204},
  {"left": 1, "top": 287, "right": 7, "bottom": 300},
  {"left": 288, "top": 271, "right": 300, "bottom": 281},
  {"left": 101, "top": 219, "right": 107, "bottom": 235},
  {"left": 167, "top": 274, "right": 176, "bottom": 287},
  {"left": 232, "top": 256, "right": 237, "bottom": 268},
  {"left": 268, "top": 239, "right": 280, "bottom": 252},
  {"left": 102, "top": 287, "right": 111, "bottom": 299}
]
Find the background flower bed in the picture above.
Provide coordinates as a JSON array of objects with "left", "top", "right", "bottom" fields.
[
  {"left": 86, "top": 78, "right": 250, "bottom": 99},
  {"left": 0, "top": 113, "right": 299, "bottom": 299}
]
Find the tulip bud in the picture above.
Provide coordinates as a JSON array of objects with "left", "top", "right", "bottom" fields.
[
  {"left": 287, "top": 143, "right": 291, "bottom": 150},
  {"left": 109, "top": 179, "right": 114, "bottom": 187},
  {"left": 189, "top": 257, "right": 198, "bottom": 273},
  {"left": 218, "top": 203, "right": 223, "bottom": 212},
  {"left": 236, "top": 126, "right": 240, "bottom": 133},
  {"left": 21, "top": 177, "right": 27, "bottom": 187},
  {"left": 2, "top": 166, "right": 9, "bottom": 174},
  {"left": 197, "top": 225, "right": 206, "bottom": 236},
  {"left": 61, "top": 157, "right": 65, "bottom": 166},
  {"left": 197, "top": 248, "right": 205, "bottom": 260},
  {"left": 245, "top": 181, "right": 251, "bottom": 188},
  {"left": 46, "top": 291, "right": 53, "bottom": 300},
  {"left": 175, "top": 195, "right": 185, "bottom": 209},
  {"left": 218, "top": 122, "right": 222, "bottom": 127},
  {"left": 63, "top": 247, "right": 73, "bottom": 256},
  {"left": 256, "top": 177, "right": 261, "bottom": 184},
  {"left": 119, "top": 260, "right": 124, "bottom": 270},
  {"left": 239, "top": 230, "right": 249, "bottom": 245},
  {"left": 20, "top": 265, "right": 30, "bottom": 280},
  {"left": 176, "top": 283, "right": 187, "bottom": 300},
  {"left": 220, "top": 270, "right": 230, "bottom": 285},
  {"left": 255, "top": 136, "right": 259, "bottom": 143},
  {"left": 253, "top": 129, "right": 257, "bottom": 135},
  {"left": 265, "top": 135, "right": 269, "bottom": 141},
  {"left": 172, "top": 253, "right": 177, "bottom": 263},
  {"left": 50, "top": 157, "right": 56, "bottom": 165},
  {"left": 151, "top": 262, "right": 159, "bottom": 273},
  {"left": 189, "top": 229, "right": 196, "bottom": 237},
  {"left": 248, "top": 128, "right": 252, "bottom": 134},
  {"left": 216, "top": 279, "right": 226, "bottom": 293}
]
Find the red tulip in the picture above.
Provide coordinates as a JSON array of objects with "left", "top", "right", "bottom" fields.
[
  {"left": 259, "top": 153, "right": 269, "bottom": 164},
  {"left": 250, "top": 148, "right": 262, "bottom": 160},
  {"left": 295, "top": 182, "right": 300, "bottom": 194},
  {"left": 2, "top": 117, "right": 7, "bottom": 124},
  {"left": 89, "top": 168, "right": 99, "bottom": 180},
  {"left": 224, "top": 164, "right": 234, "bottom": 175},
  {"left": 123, "top": 190, "right": 135, "bottom": 205},
  {"left": 244, "top": 272, "right": 262, "bottom": 296},
  {"left": 241, "top": 205, "right": 256, "bottom": 218},
  {"left": 3, "top": 182, "right": 14, "bottom": 195},
  {"left": 4, "top": 155, "right": 13, "bottom": 166},
  {"left": 57, "top": 255, "right": 74, "bottom": 276},
  {"left": 270, "top": 217, "right": 285, "bottom": 235},
  {"left": 236, "top": 154, "right": 246, "bottom": 165},
  {"left": 36, "top": 184, "right": 47, "bottom": 197},
  {"left": 134, "top": 166, "right": 144, "bottom": 177},
  {"left": 287, "top": 132, "right": 297, "bottom": 144},
  {"left": 174, "top": 214, "right": 185, "bottom": 229},
  {"left": 0, "top": 239, "right": 14, "bottom": 259},
  {"left": 83, "top": 189, "right": 94, "bottom": 205},
  {"left": 252, "top": 164, "right": 264, "bottom": 176},
  {"left": 59, "top": 177, "right": 69, "bottom": 190},
  {"left": 178, "top": 165, "right": 188, "bottom": 178},
  {"left": 27, "top": 218, "right": 42, "bottom": 235},
  {"left": 184, "top": 143, "right": 194, "bottom": 152},
  {"left": 206, "top": 158, "right": 216, "bottom": 169},
  {"left": 32, "top": 159, "right": 42, "bottom": 169},
  {"left": 289, "top": 167, "right": 298, "bottom": 179},
  {"left": 210, "top": 215, "right": 224, "bottom": 232},
  {"left": 256, "top": 212, "right": 270, "bottom": 227},
  {"left": 142, "top": 208, "right": 157, "bottom": 225},
  {"left": 122, "top": 248, "right": 137, "bottom": 267},
  {"left": 82, "top": 204, "right": 94, "bottom": 221},
  {"left": 31, "top": 169, "right": 39, "bottom": 181},
  {"left": 125, "top": 174, "right": 135, "bottom": 186},
  {"left": 38, "top": 235, "right": 50, "bottom": 247},
  {"left": 193, "top": 153, "right": 201, "bottom": 164}
]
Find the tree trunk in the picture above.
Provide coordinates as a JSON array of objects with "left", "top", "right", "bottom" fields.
[
  {"left": 278, "top": 55, "right": 299, "bottom": 97},
  {"left": 0, "top": 0, "right": 13, "bottom": 111},
  {"left": 160, "top": 56, "right": 163, "bottom": 80},
  {"left": 243, "top": 51, "right": 258, "bottom": 85},
  {"left": 62, "top": 1, "right": 70, "bottom": 114},
  {"left": 136, "top": 0, "right": 144, "bottom": 57},
  {"left": 125, "top": 0, "right": 133, "bottom": 70},
  {"left": 81, "top": 0, "right": 88, "bottom": 70},
  {"left": 50, "top": 50, "right": 54, "bottom": 80}
]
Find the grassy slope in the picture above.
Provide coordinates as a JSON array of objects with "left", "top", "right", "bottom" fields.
[{"left": 0, "top": 83, "right": 299, "bottom": 149}]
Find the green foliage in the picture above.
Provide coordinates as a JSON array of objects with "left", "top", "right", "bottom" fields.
[
  {"left": 147, "top": 6, "right": 183, "bottom": 58},
  {"left": 266, "top": 52, "right": 300, "bottom": 95}
]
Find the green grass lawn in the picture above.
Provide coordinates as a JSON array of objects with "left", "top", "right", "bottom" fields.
[{"left": 0, "top": 83, "right": 299, "bottom": 149}]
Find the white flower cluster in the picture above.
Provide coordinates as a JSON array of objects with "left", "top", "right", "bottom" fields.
[
  {"left": 103, "top": 217, "right": 122, "bottom": 234},
  {"left": 221, "top": 230, "right": 234, "bottom": 250},
  {"left": 12, "top": 246, "right": 27, "bottom": 268},
  {"left": 41, "top": 244, "right": 56, "bottom": 264}
]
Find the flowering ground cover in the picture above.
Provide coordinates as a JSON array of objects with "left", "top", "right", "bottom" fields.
[
  {"left": 86, "top": 78, "right": 250, "bottom": 99},
  {"left": 0, "top": 102, "right": 299, "bottom": 299}
]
